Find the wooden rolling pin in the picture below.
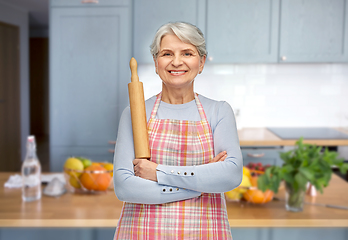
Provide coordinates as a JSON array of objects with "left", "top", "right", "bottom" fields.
[{"left": 128, "top": 57, "right": 150, "bottom": 159}]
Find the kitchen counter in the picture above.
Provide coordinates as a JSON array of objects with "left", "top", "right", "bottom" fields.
[
  {"left": 238, "top": 128, "right": 348, "bottom": 146},
  {"left": 1, "top": 172, "right": 348, "bottom": 228}
]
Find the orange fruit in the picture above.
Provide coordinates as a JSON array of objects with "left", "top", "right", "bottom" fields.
[
  {"left": 250, "top": 176, "right": 258, "bottom": 187},
  {"left": 263, "top": 190, "right": 274, "bottom": 202},
  {"left": 243, "top": 189, "right": 274, "bottom": 204},
  {"left": 242, "top": 175, "right": 274, "bottom": 204},
  {"left": 79, "top": 164, "right": 111, "bottom": 191},
  {"left": 91, "top": 162, "right": 101, "bottom": 167}
]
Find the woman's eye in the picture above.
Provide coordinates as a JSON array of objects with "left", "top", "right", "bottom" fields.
[
  {"left": 184, "top": 52, "right": 193, "bottom": 56},
  {"left": 162, "top": 53, "right": 171, "bottom": 56}
]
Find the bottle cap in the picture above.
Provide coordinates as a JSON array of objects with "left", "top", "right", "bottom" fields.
[{"left": 27, "top": 135, "right": 35, "bottom": 142}]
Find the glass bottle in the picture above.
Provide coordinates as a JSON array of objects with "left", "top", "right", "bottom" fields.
[{"left": 21, "top": 135, "right": 41, "bottom": 202}]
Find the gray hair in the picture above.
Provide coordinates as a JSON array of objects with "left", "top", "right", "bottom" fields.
[{"left": 150, "top": 22, "right": 207, "bottom": 59}]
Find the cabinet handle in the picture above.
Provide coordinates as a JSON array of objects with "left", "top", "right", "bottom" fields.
[
  {"left": 81, "top": 0, "right": 99, "bottom": 3},
  {"left": 281, "top": 56, "right": 287, "bottom": 61},
  {"left": 247, "top": 153, "right": 265, "bottom": 158},
  {"left": 108, "top": 141, "right": 116, "bottom": 153}
]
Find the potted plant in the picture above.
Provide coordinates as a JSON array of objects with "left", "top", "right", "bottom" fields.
[{"left": 257, "top": 138, "right": 348, "bottom": 212}]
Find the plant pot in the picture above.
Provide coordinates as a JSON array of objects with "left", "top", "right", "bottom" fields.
[{"left": 285, "top": 182, "right": 305, "bottom": 212}]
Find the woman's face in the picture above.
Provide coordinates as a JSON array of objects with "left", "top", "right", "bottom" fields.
[{"left": 154, "top": 34, "right": 206, "bottom": 90}]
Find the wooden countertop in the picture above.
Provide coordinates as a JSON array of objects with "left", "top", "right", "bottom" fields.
[
  {"left": 238, "top": 128, "right": 348, "bottom": 146},
  {"left": 1, "top": 173, "right": 348, "bottom": 228}
]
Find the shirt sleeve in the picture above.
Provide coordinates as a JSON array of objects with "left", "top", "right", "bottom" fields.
[
  {"left": 113, "top": 107, "right": 201, "bottom": 204},
  {"left": 156, "top": 101, "right": 243, "bottom": 193}
]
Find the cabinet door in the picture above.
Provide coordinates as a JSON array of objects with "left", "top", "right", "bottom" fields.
[
  {"left": 50, "top": 0, "right": 129, "bottom": 7},
  {"left": 133, "top": 0, "right": 205, "bottom": 64},
  {"left": 50, "top": 6, "right": 131, "bottom": 171},
  {"left": 206, "top": 0, "right": 280, "bottom": 63},
  {"left": 242, "top": 148, "right": 283, "bottom": 167},
  {"left": 279, "top": 0, "right": 348, "bottom": 62}
]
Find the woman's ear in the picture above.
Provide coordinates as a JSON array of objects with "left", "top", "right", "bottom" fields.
[
  {"left": 199, "top": 55, "right": 206, "bottom": 74},
  {"left": 153, "top": 56, "right": 158, "bottom": 74}
]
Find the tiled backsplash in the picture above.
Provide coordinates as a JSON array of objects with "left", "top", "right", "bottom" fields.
[{"left": 138, "top": 63, "right": 348, "bottom": 129}]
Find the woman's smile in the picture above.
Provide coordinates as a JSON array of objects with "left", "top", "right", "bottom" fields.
[{"left": 168, "top": 70, "right": 187, "bottom": 76}]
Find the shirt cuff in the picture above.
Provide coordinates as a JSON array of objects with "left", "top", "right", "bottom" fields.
[{"left": 156, "top": 164, "right": 196, "bottom": 187}]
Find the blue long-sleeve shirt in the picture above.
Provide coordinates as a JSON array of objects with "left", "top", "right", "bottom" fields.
[{"left": 113, "top": 94, "right": 243, "bottom": 204}]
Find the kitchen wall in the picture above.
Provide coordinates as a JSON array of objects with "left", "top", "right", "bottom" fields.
[
  {"left": 0, "top": 0, "right": 29, "bottom": 161},
  {"left": 139, "top": 63, "right": 348, "bottom": 129}
]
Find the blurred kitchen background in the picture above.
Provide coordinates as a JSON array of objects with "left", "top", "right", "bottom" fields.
[
  {"left": 0, "top": 0, "right": 348, "bottom": 171},
  {"left": 1, "top": 0, "right": 348, "bottom": 239},
  {"left": 1, "top": 0, "right": 348, "bottom": 173}
]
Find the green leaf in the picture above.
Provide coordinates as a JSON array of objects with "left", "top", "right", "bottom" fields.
[
  {"left": 271, "top": 175, "right": 281, "bottom": 193},
  {"left": 257, "top": 166, "right": 282, "bottom": 193},
  {"left": 299, "top": 167, "right": 314, "bottom": 182},
  {"left": 294, "top": 172, "right": 308, "bottom": 191},
  {"left": 339, "top": 163, "right": 348, "bottom": 174},
  {"left": 257, "top": 175, "right": 266, "bottom": 191},
  {"left": 282, "top": 164, "right": 294, "bottom": 173},
  {"left": 280, "top": 151, "right": 293, "bottom": 164},
  {"left": 281, "top": 172, "right": 294, "bottom": 184}
]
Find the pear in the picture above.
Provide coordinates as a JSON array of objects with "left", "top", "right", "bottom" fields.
[{"left": 76, "top": 157, "right": 92, "bottom": 169}]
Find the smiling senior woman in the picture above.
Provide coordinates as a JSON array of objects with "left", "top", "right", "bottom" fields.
[{"left": 113, "top": 22, "right": 242, "bottom": 239}]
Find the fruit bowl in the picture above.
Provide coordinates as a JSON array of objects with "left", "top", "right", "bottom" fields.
[
  {"left": 225, "top": 165, "right": 274, "bottom": 204},
  {"left": 64, "top": 161, "right": 113, "bottom": 194},
  {"left": 242, "top": 168, "right": 274, "bottom": 204}
]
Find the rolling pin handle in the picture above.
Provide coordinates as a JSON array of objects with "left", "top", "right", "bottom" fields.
[{"left": 130, "top": 57, "right": 139, "bottom": 82}]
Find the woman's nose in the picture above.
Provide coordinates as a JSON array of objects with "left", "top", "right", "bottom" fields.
[{"left": 172, "top": 55, "right": 183, "bottom": 67}]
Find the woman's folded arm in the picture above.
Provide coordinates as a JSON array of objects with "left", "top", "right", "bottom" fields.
[
  {"left": 156, "top": 101, "right": 243, "bottom": 193},
  {"left": 113, "top": 107, "right": 201, "bottom": 204}
]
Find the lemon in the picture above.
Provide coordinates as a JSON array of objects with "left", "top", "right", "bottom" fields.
[
  {"left": 102, "top": 163, "right": 114, "bottom": 177},
  {"left": 238, "top": 174, "right": 252, "bottom": 194},
  {"left": 243, "top": 167, "right": 251, "bottom": 181},
  {"left": 64, "top": 157, "right": 84, "bottom": 177},
  {"left": 225, "top": 189, "right": 242, "bottom": 201},
  {"left": 69, "top": 176, "right": 81, "bottom": 188},
  {"left": 225, "top": 174, "right": 252, "bottom": 201}
]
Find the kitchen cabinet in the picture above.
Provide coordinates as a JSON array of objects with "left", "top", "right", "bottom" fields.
[
  {"left": 133, "top": 0, "right": 206, "bottom": 64},
  {"left": 133, "top": 0, "right": 348, "bottom": 63},
  {"left": 241, "top": 147, "right": 283, "bottom": 166},
  {"left": 207, "top": 0, "right": 348, "bottom": 63},
  {"left": 206, "top": 0, "right": 280, "bottom": 63},
  {"left": 50, "top": 0, "right": 129, "bottom": 7},
  {"left": 279, "top": 0, "right": 348, "bottom": 63},
  {"left": 49, "top": 0, "right": 132, "bottom": 171}
]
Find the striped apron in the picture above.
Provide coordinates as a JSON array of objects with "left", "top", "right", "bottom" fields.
[{"left": 114, "top": 93, "right": 232, "bottom": 240}]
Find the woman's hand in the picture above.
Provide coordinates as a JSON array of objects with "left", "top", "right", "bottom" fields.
[
  {"left": 209, "top": 151, "right": 227, "bottom": 163},
  {"left": 133, "top": 159, "right": 158, "bottom": 182},
  {"left": 133, "top": 151, "right": 226, "bottom": 182}
]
